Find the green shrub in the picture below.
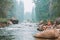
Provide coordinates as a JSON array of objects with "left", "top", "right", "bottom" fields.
[{"left": 0, "top": 18, "right": 8, "bottom": 22}]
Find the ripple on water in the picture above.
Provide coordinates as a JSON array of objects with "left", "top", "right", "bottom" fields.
[{"left": 0, "top": 23, "right": 38, "bottom": 40}]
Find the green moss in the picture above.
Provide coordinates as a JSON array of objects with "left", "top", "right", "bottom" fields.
[{"left": 0, "top": 18, "right": 8, "bottom": 22}]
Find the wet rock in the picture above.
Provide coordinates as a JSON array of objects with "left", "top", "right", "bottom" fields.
[
  {"left": 37, "top": 24, "right": 44, "bottom": 31},
  {"left": 10, "top": 19, "right": 18, "bottom": 24},
  {"left": 35, "top": 36, "right": 60, "bottom": 40},
  {"left": 34, "top": 29, "right": 59, "bottom": 39},
  {"left": 35, "top": 38, "right": 55, "bottom": 40},
  {"left": 56, "top": 36, "right": 60, "bottom": 40},
  {"left": 7, "top": 21, "right": 13, "bottom": 25},
  {"left": 0, "top": 22, "right": 8, "bottom": 27}
]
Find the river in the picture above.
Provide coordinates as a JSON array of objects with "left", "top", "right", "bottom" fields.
[{"left": 0, "top": 22, "right": 38, "bottom": 40}]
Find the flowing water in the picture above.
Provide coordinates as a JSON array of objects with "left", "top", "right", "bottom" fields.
[{"left": 0, "top": 22, "right": 38, "bottom": 40}]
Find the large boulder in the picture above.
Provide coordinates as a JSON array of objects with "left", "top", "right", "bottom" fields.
[
  {"left": 7, "top": 21, "right": 13, "bottom": 25},
  {"left": 35, "top": 38, "right": 55, "bottom": 40},
  {"left": 35, "top": 35, "right": 60, "bottom": 40},
  {"left": 34, "top": 29, "right": 60, "bottom": 39},
  {"left": 10, "top": 19, "right": 18, "bottom": 24}
]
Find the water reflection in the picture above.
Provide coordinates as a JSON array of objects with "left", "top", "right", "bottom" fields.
[{"left": 0, "top": 23, "right": 38, "bottom": 40}]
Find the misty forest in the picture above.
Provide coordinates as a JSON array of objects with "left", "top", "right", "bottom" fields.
[
  {"left": 0, "top": 0, "right": 60, "bottom": 22},
  {"left": 0, "top": 0, "right": 60, "bottom": 40}
]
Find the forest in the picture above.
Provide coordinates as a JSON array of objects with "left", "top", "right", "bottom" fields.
[
  {"left": 0, "top": 0, "right": 60, "bottom": 22},
  {"left": 34, "top": 0, "right": 60, "bottom": 22}
]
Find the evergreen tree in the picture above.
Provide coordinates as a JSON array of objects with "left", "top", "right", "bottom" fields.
[{"left": 0, "top": 0, "right": 14, "bottom": 18}]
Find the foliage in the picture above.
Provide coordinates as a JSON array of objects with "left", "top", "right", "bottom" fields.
[
  {"left": 34, "top": 0, "right": 49, "bottom": 22},
  {"left": 0, "top": 18, "right": 8, "bottom": 22},
  {"left": 0, "top": 0, "right": 14, "bottom": 18},
  {"left": 49, "top": 0, "right": 60, "bottom": 20},
  {"left": 34, "top": 0, "right": 60, "bottom": 22}
]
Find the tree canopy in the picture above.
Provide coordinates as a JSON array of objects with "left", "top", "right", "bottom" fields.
[
  {"left": 0, "top": 0, "right": 14, "bottom": 18},
  {"left": 33, "top": 0, "right": 60, "bottom": 22}
]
